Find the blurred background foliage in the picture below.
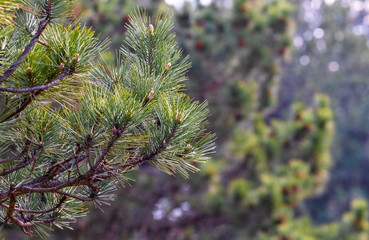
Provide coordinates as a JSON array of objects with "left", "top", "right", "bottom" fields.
[
  {"left": 280, "top": 0, "right": 369, "bottom": 224},
  {"left": 4, "top": 0, "right": 369, "bottom": 239}
]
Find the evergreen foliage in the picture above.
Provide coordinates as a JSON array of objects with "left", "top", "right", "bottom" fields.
[
  {"left": 0, "top": 0, "right": 214, "bottom": 237},
  {"left": 0, "top": 0, "right": 18, "bottom": 28}
]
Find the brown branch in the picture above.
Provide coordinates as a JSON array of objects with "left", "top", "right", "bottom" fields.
[
  {"left": 87, "top": 146, "right": 92, "bottom": 168},
  {"left": 46, "top": 150, "right": 80, "bottom": 177},
  {"left": 53, "top": 155, "right": 86, "bottom": 175},
  {"left": 11, "top": 153, "right": 86, "bottom": 198},
  {"left": 6, "top": 194, "right": 33, "bottom": 228},
  {"left": 1, "top": 196, "right": 66, "bottom": 214},
  {"left": 72, "top": 145, "right": 83, "bottom": 176},
  {"left": 0, "top": 0, "right": 53, "bottom": 84},
  {"left": 116, "top": 120, "right": 181, "bottom": 171},
  {"left": 52, "top": 154, "right": 86, "bottom": 177},
  {"left": 115, "top": 158, "right": 148, "bottom": 171},
  {"left": 56, "top": 191, "right": 93, "bottom": 202},
  {"left": 20, "top": 178, "right": 84, "bottom": 194},
  {"left": 0, "top": 119, "right": 179, "bottom": 199},
  {"left": 0, "top": 145, "right": 44, "bottom": 177},
  {"left": 0, "top": 97, "right": 32, "bottom": 123},
  {"left": 102, "top": 164, "right": 120, "bottom": 180},
  {"left": 75, "top": 157, "right": 82, "bottom": 176},
  {"left": 28, "top": 147, "right": 40, "bottom": 176},
  {"left": 0, "top": 68, "right": 72, "bottom": 93},
  {"left": 37, "top": 40, "right": 50, "bottom": 48},
  {"left": 0, "top": 143, "right": 31, "bottom": 164},
  {"left": 0, "top": 67, "right": 74, "bottom": 123},
  {"left": 85, "top": 124, "right": 128, "bottom": 176}
]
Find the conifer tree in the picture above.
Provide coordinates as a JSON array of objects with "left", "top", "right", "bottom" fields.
[{"left": 0, "top": 0, "right": 214, "bottom": 237}]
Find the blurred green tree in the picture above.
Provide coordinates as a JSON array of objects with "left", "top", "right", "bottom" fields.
[{"left": 279, "top": 0, "right": 369, "bottom": 223}]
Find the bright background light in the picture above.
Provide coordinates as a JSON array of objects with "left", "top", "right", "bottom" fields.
[{"left": 165, "top": 0, "right": 213, "bottom": 9}]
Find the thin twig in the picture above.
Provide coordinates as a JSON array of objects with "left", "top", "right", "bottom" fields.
[
  {"left": 55, "top": 191, "right": 93, "bottom": 202},
  {"left": 117, "top": 120, "right": 180, "bottom": 171},
  {"left": 0, "top": 143, "right": 31, "bottom": 164},
  {"left": 37, "top": 40, "right": 50, "bottom": 48},
  {"left": 0, "top": 145, "right": 44, "bottom": 177},
  {"left": 0, "top": 97, "right": 32, "bottom": 123},
  {"left": 1, "top": 196, "right": 66, "bottom": 214},
  {"left": 86, "top": 124, "right": 128, "bottom": 175}
]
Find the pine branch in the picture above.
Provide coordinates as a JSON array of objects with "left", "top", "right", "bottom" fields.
[
  {"left": 0, "top": 68, "right": 73, "bottom": 93},
  {"left": 37, "top": 39, "right": 49, "bottom": 48},
  {"left": 17, "top": 179, "right": 85, "bottom": 195},
  {"left": 86, "top": 124, "right": 129, "bottom": 174},
  {"left": 0, "top": 96, "right": 32, "bottom": 123},
  {"left": 55, "top": 191, "right": 93, "bottom": 202},
  {"left": 0, "top": 8, "right": 215, "bottom": 236},
  {"left": 0, "top": 143, "right": 31, "bottom": 164},
  {"left": 0, "top": 120, "right": 180, "bottom": 200},
  {"left": 48, "top": 154, "right": 85, "bottom": 177},
  {"left": 6, "top": 194, "right": 33, "bottom": 231},
  {"left": 116, "top": 119, "right": 181, "bottom": 171},
  {"left": 0, "top": 0, "right": 53, "bottom": 84},
  {"left": 1, "top": 196, "right": 66, "bottom": 214},
  {"left": 0, "top": 67, "right": 75, "bottom": 123},
  {"left": 0, "top": 144, "right": 44, "bottom": 177}
]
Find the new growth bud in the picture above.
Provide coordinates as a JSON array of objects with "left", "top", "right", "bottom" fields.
[
  {"left": 148, "top": 90, "right": 154, "bottom": 100},
  {"left": 175, "top": 112, "right": 183, "bottom": 122},
  {"left": 166, "top": 62, "right": 172, "bottom": 70},
  {"left": 99, "top": 99, "right": 106, "bottom": 109},
  {"left": 71, "top": 53, "right": 79, "bottom": 64},
  {"left": 149, "top": 24, "right": 154, "bottom": 36},
  {"left": 184, "top": 143, "right": 192, "bottom": 153},
  {"left": 60, "top": 62, "right": 64, "bottom": 69},
  {"left": 112, "top": 126, "right": 118, "bottom": 135}
]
